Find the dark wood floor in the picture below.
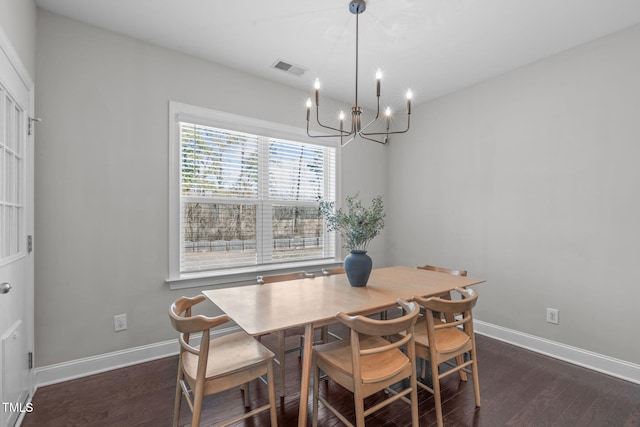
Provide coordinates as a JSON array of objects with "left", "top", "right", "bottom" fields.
[{"left": 22, "top": 331, "right": 640, "bottom": 426}]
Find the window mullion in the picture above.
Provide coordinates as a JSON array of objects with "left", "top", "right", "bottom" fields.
[
  {"left": 257, "top": 137, "right": 271, "bottom": 264},
  {"left": 324, "top": 147, "right": 337, "bottom": 258}
]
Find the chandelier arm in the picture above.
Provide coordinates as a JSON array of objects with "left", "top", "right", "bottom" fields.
[
  {"left": 361, "top": 114, "right": 411, "bottom": 137},
  {"left": 307, "top": 120, "right": 354, "bottom": 139},
  {"left": 358, "top": 113, "right": 381, "bottom": 134},
  {"left": 306, "top": 132, "right": 351, "bottom": 139},
  {"left": 358, "top": 133, "right": 388, "bottom": 145},
  {"left": 341, "top": 134, "right": 357, "bottom": 147},
  {"left": 307, "top": 128, "right": 354, "bottom": 139},
  {"left": 314, "top": 107, "right": 351, "bottom": 134}
]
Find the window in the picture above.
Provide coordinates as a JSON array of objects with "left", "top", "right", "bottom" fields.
[
  {"left": 169, "top": 102, "right": 339, "bottom": 286},
  {"left": 0, "top": 85, "right": 25, "bottom": 262}
]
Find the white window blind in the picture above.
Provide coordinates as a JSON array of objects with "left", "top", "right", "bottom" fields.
[
  {"left": 177, "top": 119, "right": 336, "bottom": 275},
  {"left": 181, "top": 124, "right": 259, "bottom": 198}
]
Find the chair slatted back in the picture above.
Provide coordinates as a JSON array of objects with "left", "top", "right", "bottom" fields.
[
  {"left": 169, "top": 295, "right": 230, "bottom": 355},
  {"left": 337, "top": 299, "right": 419, "bottom": 375},
  {"left": 413, "top": 287, "right": 478, "bottom": 350}
]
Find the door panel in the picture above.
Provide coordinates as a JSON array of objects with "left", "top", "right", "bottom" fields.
[
  {"left": 0, "top": 29, "right": 34, "bottom": 427},
  {"left": 2, "top": 321, "right": 28, "bottom": 416}
]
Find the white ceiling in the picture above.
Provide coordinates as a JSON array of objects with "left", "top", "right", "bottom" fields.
[{"left": 36, "top": 0, "right": 640, "bottom": 110}]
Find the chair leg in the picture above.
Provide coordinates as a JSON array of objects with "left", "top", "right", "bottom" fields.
[
  {"left": 321, "top": 325, "right": 329, "bottom": 344},
  {"left": 354, "top": 396, "right": 366, "bottom": 427},
  {"left": 298, "top": 335, "right": 304, "bottom": 358},
  {"left": 456, "top": 354, "right": 468, "bottom": 381},
  {"left": 431, "top": 358, "right": 444, "bottom": 427},
  {"left": 243, "top": 382, "right": 250, "bottom": 407},
  {"left": 410, "top": 374, "right": 419, "bottom": 427},
  {"left": 267, "top": 361, "right": 278, "bottom": 426},
  {"left": 278, "top": 331, "right": 286, "bottom": 397},
  {"left": 471, "top": 349, "right": 481, "bottom": 407},
  {"left": 312, "top": 358, "right": 320, "bottom": 427},
  {"left": 173, "top": 372, "right": 183, "bottom": 427},
  {"left": 191, "top": 384, "right": 205, "bottom": 427}
]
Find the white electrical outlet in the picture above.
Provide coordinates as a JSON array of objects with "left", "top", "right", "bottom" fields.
[
  {"left": 114, "top": 314, "right": 127, "bottom": 332},
  {"left": 546, "top": 308, "right": 559, "bottom": 325}
]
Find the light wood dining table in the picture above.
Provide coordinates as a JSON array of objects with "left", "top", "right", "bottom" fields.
[{"left": 202, "top": 265, "right": 485, "bottom": 426}]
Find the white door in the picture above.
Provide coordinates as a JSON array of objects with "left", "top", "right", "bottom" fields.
[{"left": 0, "top": 30, "right": 35, "bottom": 427}]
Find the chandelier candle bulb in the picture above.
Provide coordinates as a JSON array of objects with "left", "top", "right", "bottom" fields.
[
  {"left": 406, "top": 89, "right": 413, "bottom": 114},
  {"left": 376, "top": 69, "right": 382, "bottom": 96},
  {"left": 314, "top": 78, "right": 320, "bottom": 106},
  {"left": 385, "top": 107, "right": 391, "bottom": 133},
  {"left": 306, "top": 98, "right": 312, "bottom": 121}
]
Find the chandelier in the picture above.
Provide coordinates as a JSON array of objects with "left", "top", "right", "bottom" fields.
[{"left": 306, "top": 0, "right": 412, "bottom": 146}]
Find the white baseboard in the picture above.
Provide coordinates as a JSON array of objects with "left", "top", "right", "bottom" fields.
[
  {"left": 34, "top": 322, "right": 640, "bottom": 389},
  {"left": 474, "top": 320, "right": 640, "bottom": 385},
  {"left": 34, "top": 326, "right": 240, "bottom": 388}
]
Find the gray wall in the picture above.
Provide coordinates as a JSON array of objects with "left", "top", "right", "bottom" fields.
[
  {"left": 34, "top": 9, "right": 387, "bottom": 367},
  {"left": 0, "top": 0, "right": 36, "bottom": 78},
  {"left": 32, "top": 7, "right": 640, "bottom": 369},
  {"left": 387, "top": 23, "right": 640, "bottom": 364}
]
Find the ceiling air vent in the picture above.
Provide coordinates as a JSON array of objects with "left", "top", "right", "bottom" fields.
[{"left": 272, "top": 59, "right": 307, "bottom": 77}]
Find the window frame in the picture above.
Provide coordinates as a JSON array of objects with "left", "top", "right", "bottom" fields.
[
  {"left": 168, "top": 101, "right": 342, "bottom": 289},
  {"left": 0, "top": 84, "right": 26, "bottom": 265}
]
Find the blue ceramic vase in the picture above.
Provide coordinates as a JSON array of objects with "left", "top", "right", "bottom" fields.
[{"left": 344, "top": 250, "right": 372, "bottom": 287}]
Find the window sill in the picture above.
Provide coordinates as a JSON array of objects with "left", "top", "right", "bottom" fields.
[{"left": 166, "top": 259, "right": 344, "bottom": 290}]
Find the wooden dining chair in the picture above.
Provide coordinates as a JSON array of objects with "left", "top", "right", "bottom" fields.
[
  {"left": 168, "top": 295, "right": 278, "bottom": 427},
  {"left": 412, "top": 288, "right": 481, "bottom": 427},
  {"left": 416, "top": 264, "right": 468, "bottom": 308},
  {"left": 417, "top": 263, "right": 469, "bottom": 380},
  {"left": 320, "top": 267, "right": 346, "bottom": 341},
  {"left": 257, "top": 271, "right": 320, "bottom": 397},
  {"left": 321, "top": 266, "right": 345, "bottom": 276},
  {"left": 312, "top": 299, "right": 420, "bottom": 427},
  {"left": 257, "top": 271, "right": 315, "bottom": 285},
  {"left": 417, "top": 264, "right": 468, "bottom": 277},
  {"left": 325, "top": 265, "right": 388, "bottom": 321}
]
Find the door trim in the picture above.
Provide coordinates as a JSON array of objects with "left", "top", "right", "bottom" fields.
[
  {"left": 0, "top": 23, "right": 35, "bottom": 427},
  {"left": 0, "top": 28, "right": 33, "bottom": 92}
]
